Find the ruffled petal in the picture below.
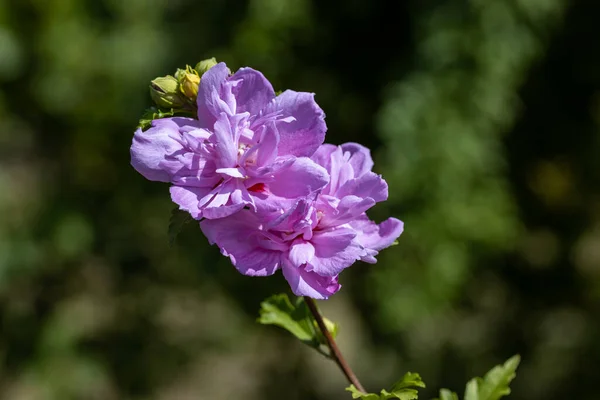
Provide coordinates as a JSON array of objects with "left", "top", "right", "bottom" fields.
[
  {"left": 308, "top": 228, "right": 362, "bottom": 276},
  {"left": 268, "top": 157, "right": 329, "bottom": 198},
  {"left": 251, "top": 193, "right": 297, "bottom": 220},
  {"left": 327, "top": 147, "right": 355, "bottom": 194},
  {"left": 251, "top": 157, "right": 295, "bottom": 177},
  {"left": 170, "top": 156, "right": 220, "bottom": 188},
  {"left": 201, "top": 179, "right": 250, "bottom": 219},
  {"left": 318, "top": 195, "right": 376, "bottom": 228},
  {"left": 255, "top": 125, "right": 280, "bottom": 167},
  {"left": 196, "top": 62, "right": 231, "bottom": 128},
  {"left": 282, "top": 262, "right": 341, "bottom": 299},
  {"left": 336, "top": 172, "right": 388, "bottom": 203},
  {"left": 265, "top": 198, "right": 316, "bottom": 234},
  {"left": 130, "top": 118, "right": 203, "bottom": 182},
  {"left": 216, "top": 167, "right": 245, "bottom": 179},
  {"left": 170, "top": 185, "right": 214, "bottom": 219},
  {"left": 312, "top": 144, "right": 384, "bottom": 201},
  {"left": 349, "top": 216, "right": 404, "bottom": 263},
  {"left": 230, "top": 67, "right": 276, "bottom": 115},
  {"left": 340, "top": 142, "right": 374, "bottom": 178},
  {"left": 213, "top": 112, "right": 238, "bottom": 168},
  {"left": 310, "top": 144, "right": 337, "bottom": 171},
  {"left": 202, "top": 196, "right": 246, "bottom": 219},
  {"left": 170, "top": 178, "right": 251, "bottom": 220},
  {"left": 265, "top": 90, "right": 326, "bottom": 157},
  {"left": 288, "top": 241, "right": 315, "bottom": 267},
  {"left": 201, "top": 212, "right": 280, "bottom": 276}
]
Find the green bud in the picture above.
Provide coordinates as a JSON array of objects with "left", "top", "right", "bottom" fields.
[
  {"left": 194, "top": 57, "right": 218, "bottom": 76},
  {"left": 149, "top": 75, "right": 187, "bottom": 109},
  {"left": 173, "top": 67, "right": 187, "bottom": 82},
  {"left": 177, "top": 65, "right": 200, "bottom": 99}
]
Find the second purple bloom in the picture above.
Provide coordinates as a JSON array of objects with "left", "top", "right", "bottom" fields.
[{"left": 200, "top": 143, "right": 403, "bottom": 299}]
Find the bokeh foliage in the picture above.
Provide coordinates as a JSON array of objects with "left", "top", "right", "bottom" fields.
[{"left": 1, "top": 0, "right": 600, "bottom": 399}]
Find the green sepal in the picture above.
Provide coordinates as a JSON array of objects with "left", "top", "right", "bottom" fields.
[
  {"left": 149, "top": 75, "right": 189, "bottom": 109},
  {"left": 257, "top": 293, "right": 338, "bottom": 357},
  {"left": 137, "top": 107, "right": 196, "bottom": 131},
  {"left": 168, "top": 208, "right": 193, "bottom": 247},
  {"left": 138, "top": 107, "right": 174, "bottom": 130},
  {"left": 346, "top": 372, "right": 425, "bottom": 400}
]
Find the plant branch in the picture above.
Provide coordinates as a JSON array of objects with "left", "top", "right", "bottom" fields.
[{"left": 304, "top": 296, "right": 366, "bottom": 393}]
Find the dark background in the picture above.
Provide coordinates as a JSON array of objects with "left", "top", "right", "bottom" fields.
[{"left": 0, "top": 0, "right": 599, "bottom": 399}]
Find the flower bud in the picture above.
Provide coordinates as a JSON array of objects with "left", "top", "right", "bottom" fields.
[
  {"left": 176, "top": 66, "right": 200, "bottom": 99},
  {"left": 149, "top": 75, "right": 187, "bottom": 109},
  {"left": 194, "top": 57, "right": 218, "bottom": 76},
  {"left": 173, "top": 67, "right": 187, "bottom": 82}
]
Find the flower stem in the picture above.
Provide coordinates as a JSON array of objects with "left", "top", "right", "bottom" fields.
[{"left": 303, "top": 296, "right": 366, "bottom": 393}]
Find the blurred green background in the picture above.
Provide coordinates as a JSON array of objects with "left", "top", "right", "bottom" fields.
[{"left": 1, "top": 0, "right": 599, "bottom": 398}]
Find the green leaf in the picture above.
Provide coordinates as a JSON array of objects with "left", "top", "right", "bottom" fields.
[
  {"left": 258, "top": 294, "right": 314, "bottom": 341},
  {"left": 345, "top": 372, "right": 425, "bottom": 399},
  {"left": 258, "top": 294, "right": 339, "bottom": 357},
  {"left": 389, "top": 372, "right": 426, "bottom": 392},
  {"left": 347, "top": 385, "right": 380, "bottom": 400},
  {"left": 168, "top": 208, "right": 192, "bottom": 246},
  {"left": 463, "top": 355, "right": 520, "bottom": 400},
  {"left": 434, "top": 389, "right": 459, "bottom": 400}
]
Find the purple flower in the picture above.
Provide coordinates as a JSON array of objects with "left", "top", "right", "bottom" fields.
[
  {"left": 310, "top": 143, "right": 404, "bottom": 263},
  {"left": 200, "top": 142, "right": 403, "bottom": 299},
  {"left": 130, "top": 63, "right": 329, "bottom": 219}
]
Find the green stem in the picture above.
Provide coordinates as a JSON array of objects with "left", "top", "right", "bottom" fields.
[{"left": 304, "top": 296, "right": 366, "bottom": 393}]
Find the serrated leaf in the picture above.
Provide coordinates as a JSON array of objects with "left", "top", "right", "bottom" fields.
[
  {"left": 345, "top": 372, "right": 425, "bottom": 400},
  {"left": 435, "top": 389, "right": 459, "bottom": 400},
  {"left": 381, "top": 372, "right": 425, "bottom": 399},
  {"left": 168, "top": 208, "right": 192, "bottom": 246},
  {"left": 464, "top": 355, "right": 520, "bottom": 400},
  {"left": 347, "top": 385, "right": 381, "bottom": 400},
  {"left": 380, "top": 389, "right": 419, "bottom": 400},
  {"left": 389, "top": 372, "right": 426, "bottom": 392}
]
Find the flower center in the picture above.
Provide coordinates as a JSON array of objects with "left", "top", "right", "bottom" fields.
[
  {"left": 237, "top": 142, "right": 257, "bottom": 167},
  {"left": 237, "top": 143, "right": 249, "bottom": 157},
  {"left": 247, "top": 182, "right": 266, "bottom": 193}
]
